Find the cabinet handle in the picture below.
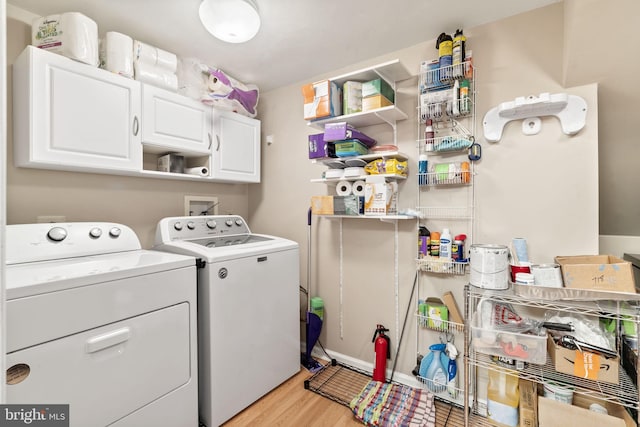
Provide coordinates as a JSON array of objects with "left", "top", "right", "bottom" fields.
[
  {"left": 208, "top": 133, "right": 212, "bottom": 150},
  {"left": 133, "top": 116, "right": 139, "bottom": 136},
  {"left": 216, "top": 135, "right": 221, "bottom": 152},
  {"left": 85, "top": 327, "right": 131, "bottom": 353}
]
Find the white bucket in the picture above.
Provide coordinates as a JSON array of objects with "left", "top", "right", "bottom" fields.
[
  {"left": 543, "top": 380, "right": 574, "bottom": 404},
  {"left": 469, "top": 244, "right": 509, "bottom": 290}
]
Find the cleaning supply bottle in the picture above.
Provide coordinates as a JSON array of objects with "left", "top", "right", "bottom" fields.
[
  {"left": 459, "top": 79, "right": 470, "bottom": 114},
  {"left": 418, "top": 343, "right": 447, "bottom": 393},
  {"left": 425, "top": 119, "right": 435, "bottom": 152},
  {"left": 452, "top": 29, "right": 466, "bottom": 78},
  {"left": 429, "top": 231, "right": 440, "bottom": 257},
  {"left": 439, "top": 228, "right": 452, "bottom": 259},
  {"left": 436, "top": 32, "right": 453, "bottom": 82},
  {"left": 487, "top": 368, "right": 520, "bottom": 427},
  {"left": 418, "top": 226, "right": 430, "bottom": 258},
  {"left": 418, "top": 154, "right": 428, "bottom": 186}
]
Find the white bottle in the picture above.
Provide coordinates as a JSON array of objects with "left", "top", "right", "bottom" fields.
[{"left": 440, "top": 228, "right": 452, "bottom": 259}]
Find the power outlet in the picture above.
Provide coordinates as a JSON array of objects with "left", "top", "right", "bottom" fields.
[{"left": 37, "top": 215, "right": 67, "bottom": 223}]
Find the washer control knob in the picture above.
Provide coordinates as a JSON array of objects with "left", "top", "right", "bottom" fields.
[
  {"left": 225, "top": 220, "right": 233, "bottom": 227},
  {"left": 109, "top": 227, "right": 122, "bottom": 238},
  {"left": 206, "top": 220, "right": 217, "bottom": 229},
  {"left": 187, "top": 221, "right": 195, "bottom": 230},
  {"left": 235, "top": 219, "right": 243, "bottom": 227},
  {"left": 89, "top": 227, "right": 102, "bottom": 238},
  {"left": 47, "top": 227, "right": 67, "bottom": 242},
  {"left": 174, "top": 222, "right": 183, "bottom": 231}
]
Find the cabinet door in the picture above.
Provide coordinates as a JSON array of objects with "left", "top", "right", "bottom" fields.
[
  {"left": 211, "top": 109, "right": 261, "bottom": 183},
  {"left": 141, "top": 85, "right": 212, "bottom": 156},
  {"left": 13, "top": 46, "right": 142, "bottom": 173}
]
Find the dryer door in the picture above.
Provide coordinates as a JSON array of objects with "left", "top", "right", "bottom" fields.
[{"left": 6, "top": 303, "right": 191, "bottom": 427}]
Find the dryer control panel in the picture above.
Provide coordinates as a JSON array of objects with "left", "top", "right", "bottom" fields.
[{"left": 156, "top": 215, "right": 251, "bottom": 242}]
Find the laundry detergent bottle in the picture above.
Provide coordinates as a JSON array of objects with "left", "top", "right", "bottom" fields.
[
  {"left": 418, "top": 343, "right": 447, "bottom": 393},
  {"left": 487, "top": 367, "right": 519, "bottom": 427}
]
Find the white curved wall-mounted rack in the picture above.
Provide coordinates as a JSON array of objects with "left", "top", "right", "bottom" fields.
[{"left": 483, "top": 92, "right": 587, "bottom": 142}]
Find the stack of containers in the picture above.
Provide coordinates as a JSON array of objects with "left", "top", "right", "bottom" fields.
[{"left": 133, "top": 40, "right": 179, "bottom": 92}]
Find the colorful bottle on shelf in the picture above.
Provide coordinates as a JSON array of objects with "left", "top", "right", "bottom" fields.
[
  {"left": 436, "top": 32, "right": 453, "bottom": 82},
  {"left": 452, "top": 234, "right": 467, "bottom": 262},
  {"left": 460, "top": 79, "right": 470, "bottom": 115},
  {"left": 418, "top": 154, "right": 428, "bottom": 186},
  {"left": 439, "top": 228, "right": 452, "bottom": 259},
  {"left": 452, "top": 29, "right": 466, "bottom": 78},
  {"left": 429, "top": 231, "right": 440, "bottom": 257},
  {"left": 425, "top": 119, "right": 435, "bottom": 152}
]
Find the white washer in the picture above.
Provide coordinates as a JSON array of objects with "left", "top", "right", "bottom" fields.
[
  {"left": 153, "top": 215, "right": 300, "bottom": 427},
  {"left": 5, "top": 222, "right": 199, "bottom": 427}
]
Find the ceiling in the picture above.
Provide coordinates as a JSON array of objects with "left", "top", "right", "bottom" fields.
[{"left": 8, "top": 0, "right": 560, "bottom": 92}]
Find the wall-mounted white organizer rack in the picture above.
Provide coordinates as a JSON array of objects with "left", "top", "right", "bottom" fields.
[
  {"left": 306, "top": 59, "right": 414, "bottom": 347},
  {"left": 413, "top": 58, "right": 477, "bottom": 407}
]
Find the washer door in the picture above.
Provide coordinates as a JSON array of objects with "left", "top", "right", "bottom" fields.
[{"left": 6, "top": 303, "right": 191, "bottom": 427}]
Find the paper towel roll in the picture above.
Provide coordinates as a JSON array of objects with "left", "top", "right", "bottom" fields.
[
  {"left": 352, "top": 180, "right": 366, "bottom": 196},
  {"left": 134, "top": 62, "right": 178, "bottom": 92},
  {"left": 32, "top": 12, "right": 99, "bottom": 66},
  {"left": 133, "top": 40, "right": 178, "bottom": 73},
  {"left": 185, "top": 166, "right": 209, "bottom": 177},
  {"left": 336, "top": 180, "right": 352, "bottom": 196},
  {"left": 100, "top": 31, "right": 134, "bottom": 78}
]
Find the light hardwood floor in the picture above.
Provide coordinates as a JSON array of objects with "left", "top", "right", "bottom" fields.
[{"left": 222, "top": 367, "right": 363, "bottom": 427}]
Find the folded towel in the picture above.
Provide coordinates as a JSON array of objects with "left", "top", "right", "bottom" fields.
[{"left": 349, "top": 380, "right": 436, "bottom": 427}]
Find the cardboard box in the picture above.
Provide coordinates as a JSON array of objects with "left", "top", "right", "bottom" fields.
[
  {"left": 362, "top": 94, "right": 393, "bottom": 111},
  {"left": 424, "top": 297, "right": 448, "bottom": 329},
  {"left": 547, "top": 335, "right": 619, "bottom": 384},
  {"left": 323, "top": 122, "right": 376, "bottom": 147},
  {"left": 311, "top": 195, "right": 334, "bottom": 215},
  {"left": 519, "top": 379, "right": 538, "bottom": 427},
  {"left": 362, "top": 78, "right": 395, "bottom": 103},
  {"left": 441, "top": 291, "right": 464, "bottom": 324},
  {"left": 302, "top": 80, "right": 342, "bottom": 120},
  {"left": 343, "top": 81, "right": 362, "bottom": 115},
  {"left": 364, "top": 176, "right": 397, "bottom": 216},
  {"left": 555, "top": 255, "right": 636, "bottom": 293},
  {"left": 538, "top": 396, "right": 635, "bottom": 427},
  {"left": 308, "top": 133, "right": 329, "bottom": 159}
]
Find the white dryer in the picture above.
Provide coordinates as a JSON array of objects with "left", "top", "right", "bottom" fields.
[
  {"left": 153, "top": 215, "right": 300, "bottom": 427},
  {"left": 5, "top": 222, "right": 199, "bottom": 427}
]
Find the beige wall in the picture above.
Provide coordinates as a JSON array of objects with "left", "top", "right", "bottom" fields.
[
  {"left": 6, "top": 15, "right": 250, "bottom": 248},
  {"left": 250, "top": 2, "right": 602, "bottom": 377}
]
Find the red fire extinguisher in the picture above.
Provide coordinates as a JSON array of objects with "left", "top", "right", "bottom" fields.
[{"left": 372, "top": 324, "right": 391, "bottom": 382}]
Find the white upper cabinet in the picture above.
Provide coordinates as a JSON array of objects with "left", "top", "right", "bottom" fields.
[
  {"left": 12, "top": 46, "right": 261, "bottom": 183},
  {"left": 13, "top": 46, "right": 142, "bottom": 173},
  {"left": 211, "top": 109, "right": 261, "bottom": 183},
  {"left": 141, "top": 85, "right": 212, "bottom": 156}
]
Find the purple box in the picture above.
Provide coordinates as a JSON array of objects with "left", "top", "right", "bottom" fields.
[
  {"left": 323, "top": 122, "right": 376, "bottom": 147},
  {"left": 308, "top": 133, "right": 329, "bottom": 159}
]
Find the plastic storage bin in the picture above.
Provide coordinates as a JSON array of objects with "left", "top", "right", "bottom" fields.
[{"left": 471, "top": 311, "right": 548, "bottom": 365}]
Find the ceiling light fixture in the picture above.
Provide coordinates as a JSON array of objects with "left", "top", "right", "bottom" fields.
[{"left": 199, "top": 0, "right": 261, "bottom": 44}]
